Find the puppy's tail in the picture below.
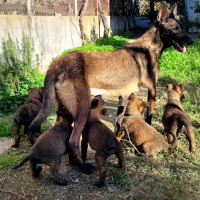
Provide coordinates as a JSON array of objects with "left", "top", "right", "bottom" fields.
[
  {"left": 167, "top": 131, "right": 177, "bottom": 148},
  {"left": 12, "top": 155, "right": 32, "bottom": 170},
  {"left": 28, "top": 69, "right": 56, "bottom": 132},
  {"left": 182, "top": 119, "right": 196, "bottom": 152}
]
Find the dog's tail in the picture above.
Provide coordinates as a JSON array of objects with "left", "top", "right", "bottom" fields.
[
  {"left": 12, "top": 155, "right": 32, "bottom": 170},
  {"left": 28, "top": 69, "right": 56, "bottom": 132},
  {"left": 182, "top": 119, "right": 196, "bottom": 152},
  {"left": 167, "top": 131, "right": 177, "bottom": 148}
]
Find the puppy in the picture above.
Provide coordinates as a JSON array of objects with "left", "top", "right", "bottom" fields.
[
  {"left": 12, "top": 108, "right": 74, "bottom": 186},
  {"left": 162, "top": 84, "right": 196, "bottom": 155},
  {"left": 117, "top": 93, "right": 176, "bottom": 159},
  {"left": 81, "top": 95, "right": 125, "bottom": 187},
  {"left": 12, "top": 87, "right": 43, "bottom": 147}
]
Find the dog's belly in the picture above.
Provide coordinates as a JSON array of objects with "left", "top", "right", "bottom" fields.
[{"left": 90, "top": 84, "right": 140, "bottom": 97}]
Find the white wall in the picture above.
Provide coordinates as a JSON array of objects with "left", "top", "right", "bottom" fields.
[{"left": 0, "top": 15, "right": 135, "bottom": 73}]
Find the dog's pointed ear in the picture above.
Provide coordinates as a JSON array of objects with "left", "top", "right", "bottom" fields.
[
  {"left": 38, "top": 87, "right": 44, "bottom": 96},
  {"left": 118, "top": 95, "right": 122, "bottom": 100},
  {"left": 128, "top": 93, "right": 135, "bottom": 100},
  {"left": 91, "top": 99, "right": 99, "bottom": 109},
  {"left": 138, "top": 101, "right": 148, "bottom": 113},
  {"left": 169, "top": 3, "right": 178, "bottom": 19},
  {"left": 166, "top": 84, "right": 173, "bottom": 91},
  {"left": 175, "top": 84, "right": 183, "bottom": 93},
  {"left": 28, "top": 88, "right": 34, "bottom": 95},
  {"left": 157, "top": 5, "right": 168, "bottom": 24}
]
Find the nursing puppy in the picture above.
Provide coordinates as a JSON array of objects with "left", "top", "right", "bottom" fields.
[
  {"left": 117, "top": 93, "right": 176, "bottom": 159},
  {"left": 12, "top": 87, "right": 43, "bottom": 147},
  {"left": 81, "top": 95, "right": 125, "bottom": 187},
  {"left": 162, "top": 84, "right": 196, "bottom": 155},
  {"left": 12, "top": 108, "right": 74, "bottom": 186}
]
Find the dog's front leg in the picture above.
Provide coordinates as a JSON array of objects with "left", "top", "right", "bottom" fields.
[{"left": 146, "top": 86, "right": 156, "bottom": 125}]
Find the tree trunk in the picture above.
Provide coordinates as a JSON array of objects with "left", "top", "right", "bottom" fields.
[
  {"left": 79, "top": 0, "right": 89, "bottom": 44},
  {"left": 98, "top": 0, "right": 109, "bottom": 37},
  {"left": 149, "top": 0, "right": 155, "bottom": 23}
]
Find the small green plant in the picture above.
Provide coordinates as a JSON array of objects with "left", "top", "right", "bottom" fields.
[{"left": 0, "top": 33, "right": 44, "bottom": 114}]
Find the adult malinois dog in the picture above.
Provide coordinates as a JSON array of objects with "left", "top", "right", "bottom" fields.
[
  {"left": 28, "top": 4, "right": 193, "bottom": 171},
  {"left": 162, "top": 84, "right": 196, "bottom": 155}
]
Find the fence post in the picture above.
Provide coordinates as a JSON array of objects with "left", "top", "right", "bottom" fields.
[
  {"left": 27, "top": 0, "right": 31, "bottom": 16},
  {"left": 75, "top": 0, "right": 77, "bottom": 16}
]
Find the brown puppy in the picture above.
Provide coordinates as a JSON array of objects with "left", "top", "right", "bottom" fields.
[
  {"left": 12, "top": 108, "right": 74, "bottom": 186},
  {"left": 28, "top": 4, "right": 193, "bottom": 170},
  {"left": 81, "top": 95, "right": 125, "bottom": 187},
  {"left": 12, "top": 87, "right": 43, "bottom": 147},
  {"left": 162, "top": 84, "right": 196, "bottom": 155},
  {"left": 117, "top": 93, "right": 176, "bottom": 159}
]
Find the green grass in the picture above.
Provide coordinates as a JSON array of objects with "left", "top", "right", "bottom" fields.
[{"left": 159, "top": 40, "right": 200, "bottom": 85}]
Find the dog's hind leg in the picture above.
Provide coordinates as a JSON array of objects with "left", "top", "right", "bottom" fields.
[
  {"left": 65, "top": 77, "right": 92, "bottom": 173},
  {"left": 95, "top": 151, "right": 107, "bottom": 187},
  {"left": 11, "top": 119, "right": 21, "bottom": 148},
  {"left": 49, "top": 159, "right": 68, "bottom": 186},
  {"left": 30, "top": 160, "right": 42, "bottom": 177},
  {"left": 115, "top": 144, "right": 125, "bottom": 169}
]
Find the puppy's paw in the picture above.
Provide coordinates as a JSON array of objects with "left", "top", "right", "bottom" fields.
[
  {"left": 95, "top": 180, "right": 105, "bottom": 187},
  {"left": 57, "top": 179, "right": 69, "bottom": 186},
  {"left": 11, "top": 144, "right": 19, "bottom": 148},
  {"left": 84, "top": 163, "right": 95, "bottom": 175}
]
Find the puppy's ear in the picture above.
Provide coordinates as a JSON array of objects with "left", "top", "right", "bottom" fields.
[
  {"left": 102, "top": 108, "right": 109, "bottom": 116},
  {"left": 166, "top": 84, "right": 173, "bottom": 91},
  {"left": 38, "top": 87, "right": 44, "bottom": 96},
  {"left": 157, "top": 4, "right": 168, "bottom": 24},
  {"left": 28, "top": 88, "right": 34, "bottom": 95},
  {"left": 118, "top": 95, "right": 122, "bottom": 100},
  {"left": 175, "top": 84, "right": 183, "bottom": 94},
  {"left": 169, "top": 3, "right": 178, "bottom": 19},
  {"left": 91, "top": 99, "right": 99, "bottom": 109},
  {"left": 128, "top": 93, "right": 135, "bottom": 100},
  {"left": 138, "top": 101, "right": 148, "bottom": 113}
]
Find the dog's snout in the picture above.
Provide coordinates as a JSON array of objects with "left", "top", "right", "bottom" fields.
[{"left": 181, "top": 95, "right": 185, "bottom": 100}]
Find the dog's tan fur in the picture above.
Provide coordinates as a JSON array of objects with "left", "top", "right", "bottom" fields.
[
  {"left": 117, "top": 94, "right": 176, "bottom": 159},
  {"left": 12, "top": 87, "right": 43, "bottom": 147},
  {"left": 162, "top": 84, "right": 196, "bottom": 155},
  {"left": 28, "top": 4, "right": 193, "bottom": 170},
  {"left": 81, "top": 96, "right": 125, "bottom": 187}
]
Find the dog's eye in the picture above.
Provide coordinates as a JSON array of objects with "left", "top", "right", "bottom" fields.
[{"left": 173, "top": 26, "right": 179, "bottom": 31}]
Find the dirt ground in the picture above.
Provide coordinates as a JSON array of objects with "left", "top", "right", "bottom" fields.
[{"left": 0, "top": 96, "right": 130, "bottom": 200}]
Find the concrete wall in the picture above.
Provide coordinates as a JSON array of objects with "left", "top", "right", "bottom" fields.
[{"left": 0, "top": 15, "right": 135, "bottom": 73}]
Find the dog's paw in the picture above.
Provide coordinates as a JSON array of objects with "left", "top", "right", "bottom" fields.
[
  {"left": 95, "top": 180, "right": 105, "bottom": 187},
  {"left": 83, "top": 163, "right": 95, "bottom": 175},
  {"left": 11, "top": 144, "right": 19, "bottom": 148},
  {"left": 57, "top": 179, "right": 69, "bottom": 186}
]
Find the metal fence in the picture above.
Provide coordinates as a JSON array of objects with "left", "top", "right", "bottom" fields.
[{"left": 0, "top": 0, "right": 111, "bottom": 16}]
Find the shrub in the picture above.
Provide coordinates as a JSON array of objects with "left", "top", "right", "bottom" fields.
[{"left": 0, "top": 33, "right": 44, "bottom": 114}]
